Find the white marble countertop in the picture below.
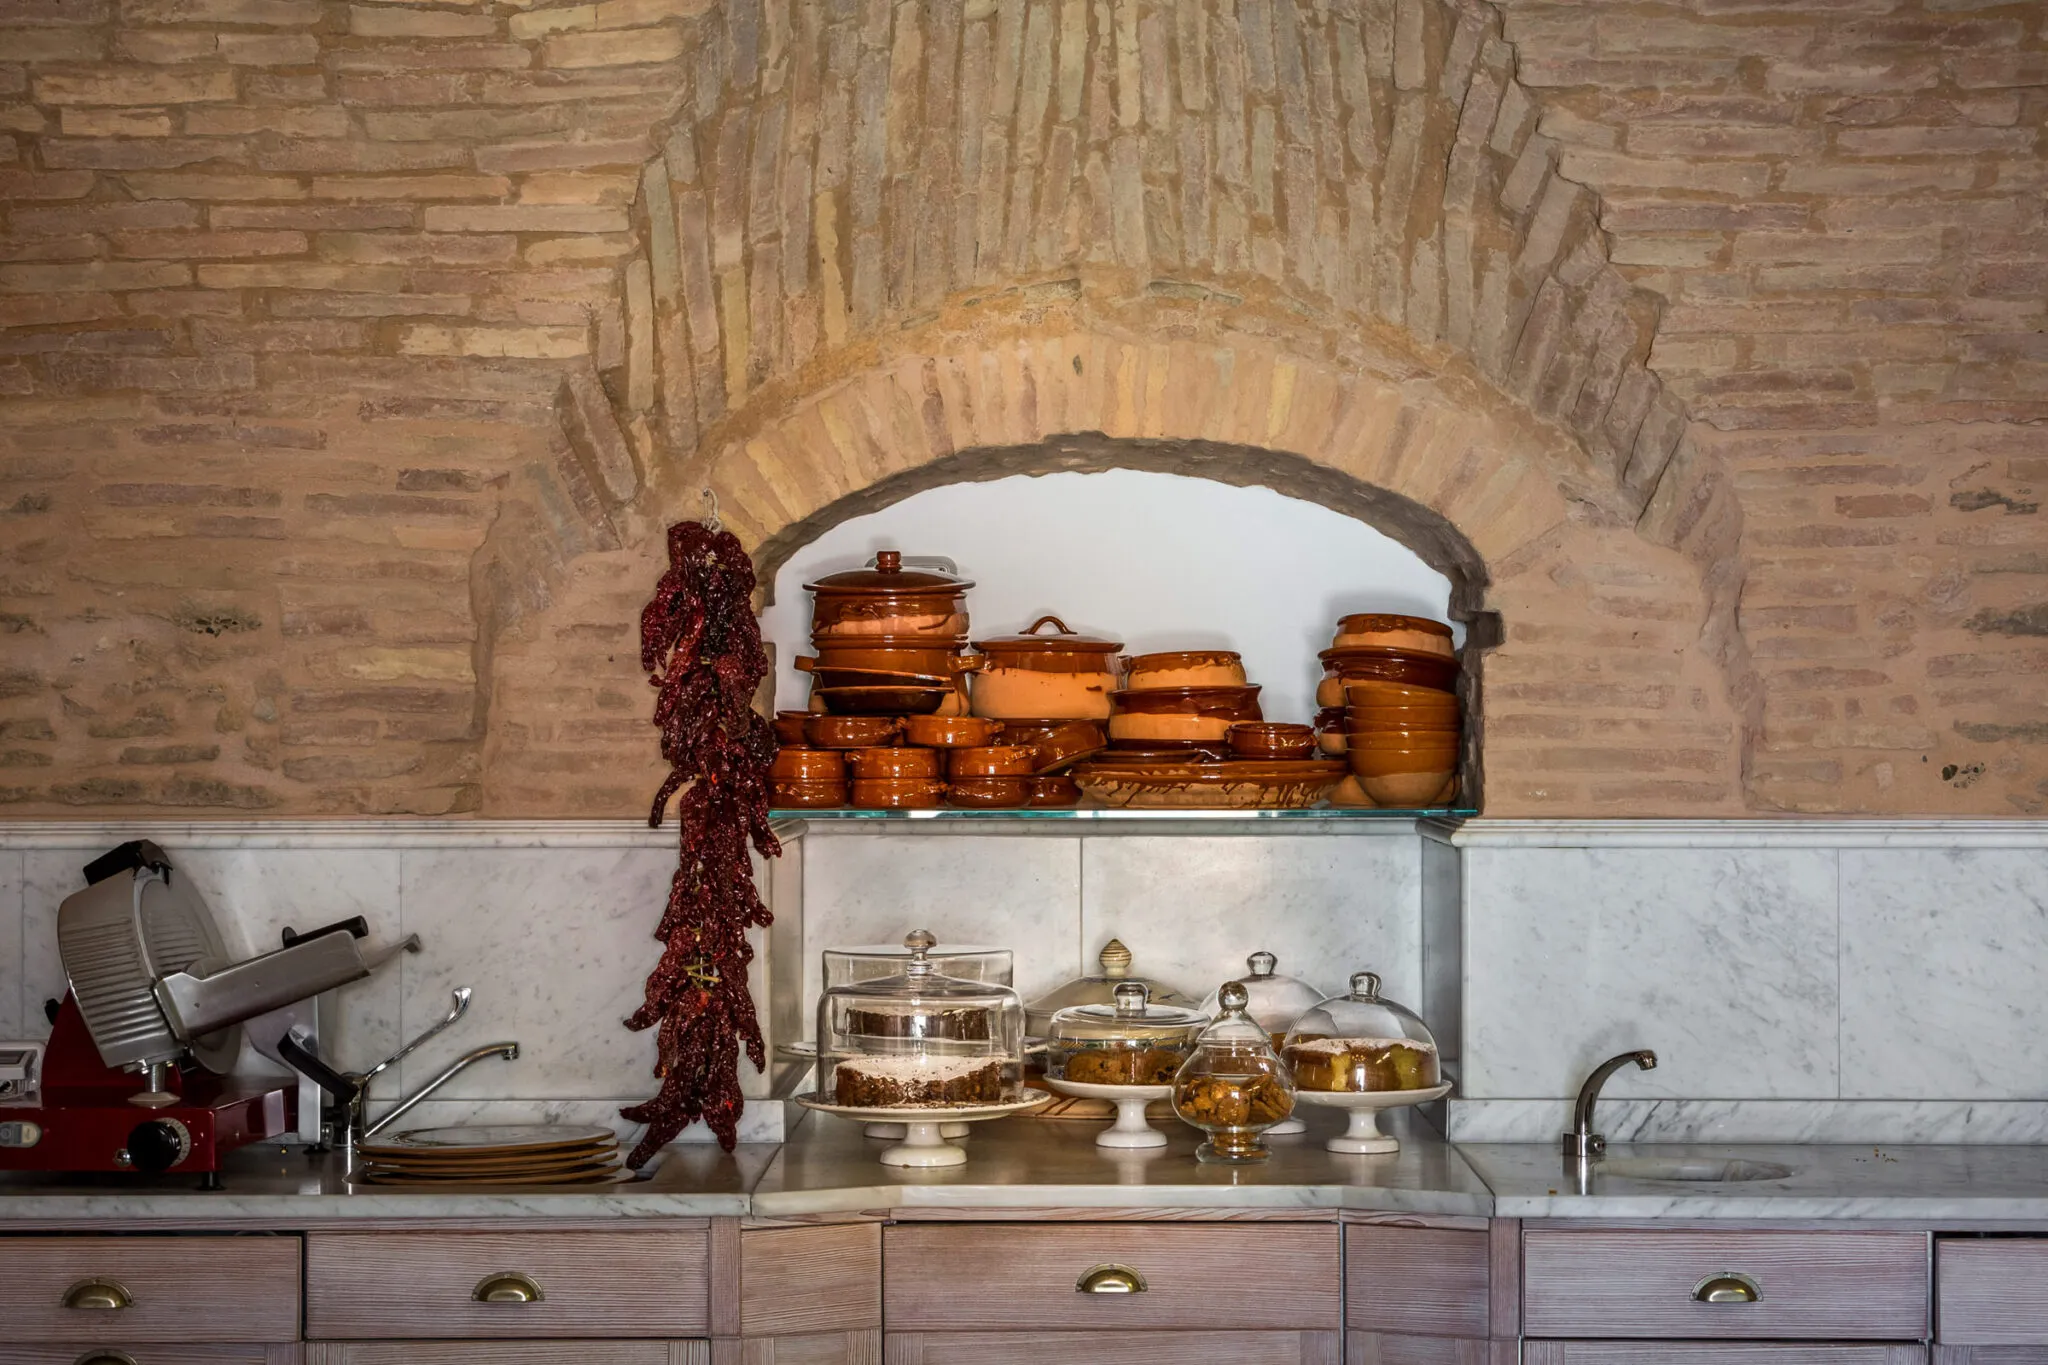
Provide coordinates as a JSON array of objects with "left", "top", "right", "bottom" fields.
[
  {"left": 749, "top": 1105, "right": 1495, "bottom": 1218},
  {"left": 1464, "top": 1141, "right": 2048, "bottom": 1223}
]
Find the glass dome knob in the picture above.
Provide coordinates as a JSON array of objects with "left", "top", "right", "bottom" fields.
[
  {"left": 1247, "top": 951, "right": 1277, "bottom": 979},
  {"left": 1217, "top": 980, "right": 1250, "bottom": 1014},
  {"left": 903, "top": 928, "right": 937, "bottom": 975},
  {"left": 1351, "top": 970, "right": 1382, "bottom": 1000},
  {"left": 1112, "top": 981, "right": 1150, "bottom": 1017},
  {"left": 1099, "top": 939, "right": 1133, "bottom": 978}
]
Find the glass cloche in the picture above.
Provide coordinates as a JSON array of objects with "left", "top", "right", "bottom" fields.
[
  {"left": 1024, "top": 938, "right": 1198, "bottom": 1039},
  {"left": 1046, "top": 982, "right": 1208, "bottom": 1086},
  {"left": 1170, "top": 981, "right": 1296, "bottom": 1163},
  {"left": 823, "top": 941, "right": 1013, "bottom": 991},
  {"left": 815, "top": 929, "right": 1025, "bottom": 1109},
  {"left": 1199, "top": 951, "right": 1326, "bottom": 1045},
  {"left": 1281, "top": 971, "right": 1441, "bottom": 1094}
]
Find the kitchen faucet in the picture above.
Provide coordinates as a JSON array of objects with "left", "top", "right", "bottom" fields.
[
  {"left": 1561, "top": 1048, "right": 1657, "bottom": 1158},
  {"left": 275, "top": 987, "right": 519, "bottom": 1169}
]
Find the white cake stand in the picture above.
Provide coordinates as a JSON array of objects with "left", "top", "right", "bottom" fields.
[
  {"left": 1293, "top": 1083, "right": 1451, "bottom": 1154},
  {"left": 1043, "top": 1077, "right": 1174, "bottom": 1148},
  {"left": 795, "top": 1091, "right": 1049, "bottom": 1167}
]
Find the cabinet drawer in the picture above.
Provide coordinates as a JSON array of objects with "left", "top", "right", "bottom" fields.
[
  {"left": 1524, "top": 1231, "right": 1928, "bottom": 1340},
  {"left": 884, "top": 1330, "right": 1341, "bottom": 1365},
  {"left": 1346, "top": 1225, "right": 1491, "bottom": 1338},
  {"left": 302, "top": 1344, "right": 708, "bottom": 1365},
  {"left": 882, "top": 1223, "right": 1339, "bottom": 1333},
  {"left": 304, "top": 1230, "right": 709, "bottom": 1339},
  {"left": 1525, "top": 1347, "right": 1925, "bottom": 1365},
  {"left": 1940, "top": 1240, "right": 2048, "bottom": 1344},
  {"left": 741, "top": 1224, "right": 881, "bottom": 1337},
  {"left": 0, "top": 1349, "right": 298, "bottom": 1365},
  {"left": 0, "top": 1236, "right": 300, "bottom": 1342}
]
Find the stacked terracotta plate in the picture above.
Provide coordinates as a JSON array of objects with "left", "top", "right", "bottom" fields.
[
  {"left": 1311, "top": 614, "right": 1462, "bottom": 808},
  {"left": 356, "top": 1124, "right": 626, "bottom": 1186}
]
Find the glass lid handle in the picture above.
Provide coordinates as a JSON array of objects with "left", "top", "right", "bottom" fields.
[
  {"left": 1099, "top": 938, "right": 1133, "bottom": 978},
  {"left": 1217, "top": 980, "right": 1249, "bottom": 1016},
  {"left": 903, "top": 928, "right": 936, "bottom": 976},
  {"left": 1113, "top": 981, "right": 1150, "bottom": 1017},
  {"left": 1246, "top": 951, "right": 1276, "bottom": 979},
  {"left": 1351, "top": 970, "right": 1382, "bottom": 1000}
]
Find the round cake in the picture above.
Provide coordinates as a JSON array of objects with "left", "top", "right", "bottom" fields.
[
  {"left": 833, "top": 1054, "right": 1004, "bottom": 1108},
  {"left": 1283, "top": 1036, "right": 1440, "bottom": 1092},
  {"left": 1061, "top": 1046, "right": 1185, "bottom": 1086}
]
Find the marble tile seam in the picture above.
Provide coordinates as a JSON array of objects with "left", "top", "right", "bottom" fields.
[{"left": 1451, "top": 819, "right": 2048, "bottom": 848}]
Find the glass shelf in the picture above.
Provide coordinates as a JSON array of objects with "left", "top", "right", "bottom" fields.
[{"left": 772, "top": 806, "right": 1476, "bottom": 822}]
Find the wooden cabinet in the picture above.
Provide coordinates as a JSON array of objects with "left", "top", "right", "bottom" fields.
[
  {"left": 1345, "top": 1221, "right": 1517, "bottom": 1365},
  {"left": 882, "top": 1329, "right": 1340, "bottom": 1364},
  {"left": 303, "top": 1346, "right": 706, "bottom": 1364},
  {"left": 0, "top": 1235, "right": 300, "bottom": 1352},
  {"left": 0, "top": 1350, "right": 302, "bottom": 1365},
  {"left": 1524, "top": 1346, "right": 1926, "bottom": 1365},
  {"left": 1939, "top": 1239, "right": 2048, "bottom": 1348}
]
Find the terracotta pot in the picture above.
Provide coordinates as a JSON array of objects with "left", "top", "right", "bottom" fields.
[
  {"left": 1024, "top": 774, "right": 1081, "bottom": 807},
  {"left": 969, "top": 615, "right": 1123, "bottom": 720},
  {"left": 1332, "top": 613, "right": 1456, "bottom": 658},
  {"left": 773, "top": 711, "right": 812, "bottom": 745},
  {"left": 1319, "top": 646, "right": 1460, "bottom": 692},
  {"left": 1107, "top": 684, "right": 1262, "bottom": 744},
  {"left": 996, "top": 718, "right": 1108, "bottom": 773},
  {"left": 949, "top": 744, "right": 1039, "bottom": 778},
  {"left": 900, "top": 714, "right": 1006, "bottom": 748},
  {"left": 947, "top": 775, "right": 1030, "bottom": 808},
  {"left": 850, "top": 777, "right": 946, "bottom": 809},
  {"left": 1343, "top": 679, "right": 1458, "bottom": 707},
  {"left": 1227, "top": 722, "right": 1316, "bottom": 761},
  {"left": 806, "top": 550, "right": 972, "bottom": 639},
  {"left": 1316, "top": 675, "right": 1348, "bottom": 709},
  {"left": 1121, "top": 650, "right": 1246, "bottom": 690},
  {"left": 771, "top": 778, "right": 846, "bottom": 808},
  {"left": 798, "top": 640, "right": 978, "bottom": 678},
  {"left": 847, "top": 746, "right": 941, "bottom": 779},
  {"left": 804, "top": 714, "right": 901, "bottom": 749},
  {"left": 771, "top": 747, "right": 846, "bottom": 780}
]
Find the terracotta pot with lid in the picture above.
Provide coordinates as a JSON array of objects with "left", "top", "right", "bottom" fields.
[
  {"left": 805, "top": 550, "right": 972, "bottom": 639},
  {"left": 970, "top": 616, "right": 1124, "bottom": 721},
  {"left": 1122, "top": 650, "right": 1247, "bottom": 690}
]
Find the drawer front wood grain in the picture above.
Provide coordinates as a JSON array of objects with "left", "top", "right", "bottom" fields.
[
  {"left": 882, "top": 1224, "right": 1340, "bottom": 1333},
  {"left": 304, "top": 1345, "right": 707, "bottom": 1365},
  {"left": 0, "top": 1348, "right": 298, "bottom": 1365},
  {"left": 1940, "top": 1240, "right": 2048, "bottom": 1344},
  {"left": 740, "top": 1224, "right": 881, "bottom": 1337},
  {"left": 1347, "top": 1332, "right": 1511, "bottom": 1365},
  {"left": 735, "top": 1333, "right": 880, "bottom": 1365},
  {"left": 1346, "top": 1225, "right": 1490, "bottom": 1338},
  {"left": 1936, "top": 1350, "right": 2048, "bottom": 1365},
  {"left": 882, "top": 1330, "right": 1340, "bottom": 1365},
  {"left": 304, "top": 1230, "right": 709, "bottom": 1339},
  {"left": 0, "top": 1237, "right": 300, "bottom": 1342},
  {"left": 1524, "top": 1231, "right": 1929, "bottom": 1341},
  {"left": 1525, "top": 1346, "right": 1926, "bottom": 1365}
]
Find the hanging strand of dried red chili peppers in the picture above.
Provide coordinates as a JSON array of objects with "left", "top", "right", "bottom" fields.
[{"left": 621, "top": 518, "right": 779, "bottom": 1164}]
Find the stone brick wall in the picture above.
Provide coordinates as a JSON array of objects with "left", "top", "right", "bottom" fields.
[{"left": 0, "top": 0, "right": 2040, "bottom": 818}]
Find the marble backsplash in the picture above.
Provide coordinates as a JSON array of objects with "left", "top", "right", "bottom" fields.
[{"left": 3, "top": 817, "right": 2043, "bottom": 1150}]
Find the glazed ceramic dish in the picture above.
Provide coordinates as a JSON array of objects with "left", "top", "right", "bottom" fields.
[
  {"left": 805, "top": 714, "right": 901, "bottom": 749},
  {"left": 1228, "top": 722, "right": 1316, "bottom": 761},
  {"left": 771, "top": 778, "right": 846, "bottom": 808},
  {"left": 847, "top": 746, "right": 941, "bottom": 779},
  {"left": 1071, "top": 758, "right": 1346, "bottom": 809},
  {"left": 901, "top": 714, "right": 1005, "bottom": 748},
  {"left": 850, "top": 777, "right": 946, "bottom": 809},
  {"left": 799, "top": 641, "right": 979, "bottom": 678},
  {"left": 1120, "top": 650, "right": 1246, "bottom": 690},
  {"left": 1106, "top": 684, "right": 1262, "bottom": 745},
  {"left": 772, "top": 748, "right": 846, "bottom": 780},
  {"left": 948, "top": 744, "right": 1039, "bottom": 778},
  {"left": 948, "top": 775, "right": 1029, "bottom": 808},
  {"left": 815, "top": 684, "right": 950, "bottom": 716},
  {"left": 773, "top": 711, "right": 812, "bottom": 745},
  {"left": 1318, "top": 645, "right": 1459, "bottom": 692},
  {"left": 997, "top": 718, "right": 1108, "bottom": 773},
  {"left": 1343, "top": 679, "right": 1458, "bottom": 707},
  {"left": 1331, "top": 613, "right": 1455, "bottom": 658},
  {"left": 970, "top": 616, "right": 1123, "bottom": 720},
  {"left": 805, "top": 550, "right": 973, "bottom": 638}
]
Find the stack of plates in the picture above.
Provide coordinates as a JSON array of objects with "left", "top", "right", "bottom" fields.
[{"left": 356, "top": 1124, "right": 627, "bottom": 1186}]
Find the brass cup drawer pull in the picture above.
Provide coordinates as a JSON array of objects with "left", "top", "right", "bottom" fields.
[
  {"left": 74, "top": 1353, "right": 138, "bottom": 1365},
  {"left": 1693, "top": 1272, "right": 1761, "bottom": 1304},
  {"left": 474, "top": 1271, "right": 545, "bottom": 1304},
  {"left": 62, "top": 1279, "right": 134, "bottom": 1311},
  {"left": 1076, "top": 1263, "right": 1148, "bottom": 1295}
]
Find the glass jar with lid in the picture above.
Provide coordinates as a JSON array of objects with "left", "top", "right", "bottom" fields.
[
  {"left": 1170, "top": 981, "right": 1297, "bottom": 1164},
  {"left": 1281, "top": 971, "right": 1441, "bottom": 1094},
  {"left": 1025, "top": 938, "right": 1198, "bottom": 1040},
  {"left": 1197, "top": 951, "right": 1326, "bottom": 1045},
  {"left": 823, "top": 941, "right": 1013, "bottom": 993},
  {"left": 1046, "top": 982, "right": 1207, "bottom": 1087},
  {"left": 814, "top": 929, "right": 1024, "bottom": 1110}
]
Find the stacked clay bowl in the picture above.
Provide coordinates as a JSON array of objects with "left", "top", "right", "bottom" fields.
[{"left": 1344, "top": 679, "right": 1460, "bottom": 807}]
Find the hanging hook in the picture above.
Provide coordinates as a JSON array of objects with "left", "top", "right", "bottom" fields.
[{"left": 700, "top": 487, "right": 721, "bottom": 532}]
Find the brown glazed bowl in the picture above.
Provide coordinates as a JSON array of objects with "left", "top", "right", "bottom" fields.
[
  {"left": 773, "top": 711, "right": 812, "bottom": 745},
  {"left": 1106, "top": 685, "right": 1263, "bottom": 745},
  {"left": 1347, "top": 747, "right": 1458, "bottom": 778},
  {"left": 946, "top": 775, "right": 1030, "bottom": 808},
  {"left": 770, "top": 778, "right": 846, "bottom": 808},
  {"left": 805, "top": 550, "right": 972, "bottom": 638},
  {"left": 1360, "top": 771, "right": 1459, "bottom": 807},
  {"left": 996, "top": 718, "right": 1109, "bottom": 773},
  {"left": 1227, "top": 722, "right": 1317, "bottom": 761},
  {"left": 1346, "top": 703, "right": 1461, "bottom": 728},
  {"left": 798, "top": 639, "right": 977, "bottom": 678},
  {"left": 1331, "top": 613, "right": 1456, "bottom": 658},
  {"left": 771, "top": 747, "right": 846, "bottom": 780},
  {"left": 814, "top": 684, "right": 950, "bottom": 716},
  {"left": 1024, "top": 774, "right": 1082, "bottom": 807},
  {"left": 1319, "top": 646, "right": 1459, "bottom": 692},
  {"left": 1090, "top": 743, "right": 1232, "bottom": 764},
  {"left": 1347, "top": 729, "right": 1464, "bottom": 750},
  {"left": 948, "top": 744, "right": 1040, "bottom": 778},
  {"left": 805, "top": 714, "right": 901, "bottom": 749},
  {"left": 1343, "top": 679, "right": 1460, "bottom": 708},
  {"left": 850, "top": 777, "right": 946, "bottom": 809},
  {"left": 799, "top": 664, "right": 952, "bottom": 692},
  {"left": 847, "top": 746, "right": 941, "bottom": 779},
  {"left": 1120, "top": 650, "right": 1247, "bottom": 690},
  {"left": 900, "top": 714, "right": 1006, "bottom": 748}
]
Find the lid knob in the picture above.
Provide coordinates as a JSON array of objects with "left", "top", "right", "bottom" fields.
[
  {"left": 1246, "top": 951, "right": 1277, "bottom": 978},
  {"left": 1113, "top": 981, "right": 1150, "bottom": 1018},
  {"left": 1099, "top": 939, "right": 1133, "bottom": 978},
  {"left": 876, "top": 550, "right": 902, "bottom": 573},
  {"left": 1217, "top": 980, "right": 1249, "bottom": 1014},
  {"left": 902, "top": 929, "right": 937, "bottom": 974},
  {"left": 1350, "top": 970, "right": 1382, "bottom": 1000}
]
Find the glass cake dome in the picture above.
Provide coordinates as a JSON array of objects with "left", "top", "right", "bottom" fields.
[
  {"left": 1198, "top": 950, "right": 1326, "bottom": 1044},
  {"left": 1280, "top": 970, "right": 1441, "bottom": 1094},
  {"left": 814, "top": 929, "right": 1024, "bottom": 1109},
  {"left": 1170, "top": 981, "right": 1297, "bottom": 1164},
  {"left": 1046, "top": 982, "right": 1209, "bottom": 1086},
  {"left": 822, "top": 941, "right": 1013, "bottom": 991},
  {"left": 1024, "top": 938, "right": 1197, "bottom": 1040}
]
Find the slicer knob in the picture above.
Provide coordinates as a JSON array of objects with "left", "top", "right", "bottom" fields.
[{"left": 125, "top": 1118, "right": 191, "bottom": 1173}]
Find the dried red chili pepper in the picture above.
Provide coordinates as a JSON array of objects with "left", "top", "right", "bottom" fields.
[{"left": 621, "top": 519, "right": 780, "bottom": 1164}]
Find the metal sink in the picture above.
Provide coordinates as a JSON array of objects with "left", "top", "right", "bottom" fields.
[{"left": 1597, "top": 1157, "right": 1794, "bottom": 1183}]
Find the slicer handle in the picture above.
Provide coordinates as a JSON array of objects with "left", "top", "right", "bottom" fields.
[
  {"left": 282, "top": 916, "right": 369, "bottom": 947},
  {"left": 276, "top": 1032, "right": 359, "bottom": 1102}
]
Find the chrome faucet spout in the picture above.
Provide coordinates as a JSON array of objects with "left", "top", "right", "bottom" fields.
[
  {"left": 365, "top": 1041, "right": 519, "bottom": 1139},
  {"left": 1562, "top": 1049, "right": 1656, "bottom": 1158}
]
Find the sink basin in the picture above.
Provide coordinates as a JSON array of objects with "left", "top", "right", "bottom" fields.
[{"left": 1597, "top": 1157, "right": 1794, "bottom": 1183}]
